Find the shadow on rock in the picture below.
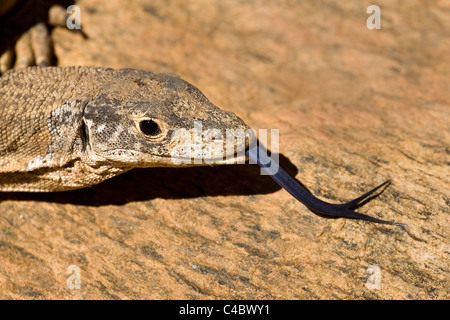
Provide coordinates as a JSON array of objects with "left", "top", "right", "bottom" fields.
[
  {"left": 0, "top": 153, "right": 299, "bottom": 206},
  {"left": 0, "top": 0, "right": 81, "bottom": 69}
]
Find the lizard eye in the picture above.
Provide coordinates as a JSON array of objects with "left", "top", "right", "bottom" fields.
[
  {"left": 139, "top": 119, "right": 161, "bottom": 137},
  {"left": 133, "top": 117, "right": 168, "bottom": 141}
]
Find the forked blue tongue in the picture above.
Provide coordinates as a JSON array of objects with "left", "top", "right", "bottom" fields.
[{"left": 246, "top": 145, "right": 405, "bottom": 226}]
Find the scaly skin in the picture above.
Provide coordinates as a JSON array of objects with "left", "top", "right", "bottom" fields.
[
  {"left": 0, "top": 66, "right": 401, "bottom": 225},
  {"left": 0, "top": 66, "right": 252, "bottom": 191}
]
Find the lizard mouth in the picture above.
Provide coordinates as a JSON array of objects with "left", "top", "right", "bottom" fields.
[
  {"left": 150, "top": 146, "right": 249, "bottom": 166},
  {"left": 102, "top": 129, "right": 255, "bottom": 167},
  {"left": 167, "top": 153, "right": 248, "bottom": 165},
  {"left": 101, "top": 146, "right": 249, "bottom": 167},
  {"left": 160, "top": 129, "right": 255, "bottom": 166}
]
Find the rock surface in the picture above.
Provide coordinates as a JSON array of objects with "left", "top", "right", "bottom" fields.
[{"left": 0, "top": 0, "right": 448, "bottom": 299}]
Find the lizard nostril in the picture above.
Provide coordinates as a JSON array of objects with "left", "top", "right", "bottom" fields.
[{"left": 139, "top": 119, "right": 161, "bottom": 137}]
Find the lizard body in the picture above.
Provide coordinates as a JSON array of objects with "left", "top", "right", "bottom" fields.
[
  {"left": 1, "top": 66, "right": 402, "bottom": 225},
  {"left": 0, "top": 66, "right": 250, "bottom": 192}
]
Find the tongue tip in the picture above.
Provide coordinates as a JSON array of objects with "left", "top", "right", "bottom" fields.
[{"left": 247, "top": 145, "right": 401, "bottom": 226}]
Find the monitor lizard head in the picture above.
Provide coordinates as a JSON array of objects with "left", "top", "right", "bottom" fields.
[{"left": 82, "top": 68, "right": 255, "bottom": 168}]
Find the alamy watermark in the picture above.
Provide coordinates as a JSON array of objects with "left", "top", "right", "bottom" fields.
[
  {"left": 365, "top": 265, "right": 381, "bottom": 290},
  {"left": 66, "top": 5, "right": 82, "bottom": 30},
  {"left": 66, "top": 265, "right": 81, "bottom": 290},
  {"left": 66, "top": 4, "right": 381, "bottom": 31},
  {"left": 366, "top": 5, "right": 381, "bottom": 29},
  {"left": 169, "top": 120, "right": 280, "bottom": 175}
]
